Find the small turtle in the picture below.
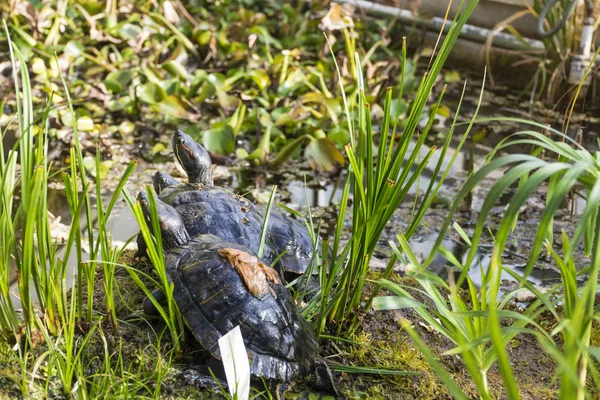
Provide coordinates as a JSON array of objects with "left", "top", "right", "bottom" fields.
[
  {"left": 136, "top": 132, "right": 274, "bottom": 263},
  {"left": 137, "top": 193, "right": 338, "bottom": 395},
  {"left": 146, "top": 130, "right": 321, "bottom": 285}
]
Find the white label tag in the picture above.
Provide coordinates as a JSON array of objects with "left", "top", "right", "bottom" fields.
[{"left": 218, "top": 326, "right": 251, "bottom": 400}]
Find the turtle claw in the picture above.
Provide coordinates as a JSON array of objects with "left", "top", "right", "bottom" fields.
[
  {"left": 153, "top": 171, "right": 180, "bottom": 194},
  {"left": 182, "top": 368, "right": 228, "bottom": 393}
]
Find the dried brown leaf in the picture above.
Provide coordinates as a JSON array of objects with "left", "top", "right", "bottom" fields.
[
  {"left": 319, "top": 3, "right": 354, "bottom": 31},
  {"left": 218, "top": 248, "right": 280, "bottom": 299}
]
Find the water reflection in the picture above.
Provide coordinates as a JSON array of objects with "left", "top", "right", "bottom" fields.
[
  {"left": 413, "top": 233, "right": 564, "bottom": 292},
  {"left": 9, "top": 187, "right": 140, "bottom": 308},
  {"left": 286, "top": 179, "right": 344, "bottom": 208}
]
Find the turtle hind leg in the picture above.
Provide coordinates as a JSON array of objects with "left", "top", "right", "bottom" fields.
[
  {"left": 143, "top": 288, "right": 167, "bottom": 316},
  {"left": 182, "top": 366, "right": 228, "bottom": 394},
  {"left": 310, "top": 358, "right": 341, "bottom": 398}
]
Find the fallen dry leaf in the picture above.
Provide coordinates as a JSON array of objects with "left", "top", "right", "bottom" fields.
[
  {"left": 256, "top": 262, "right": 281, "bottom": 284},
  {"left": 319, "top": 3, "right": 354, "bottom": 31},
  {"left": 218, "top": 248, "right": 281, "bottom": 299}
]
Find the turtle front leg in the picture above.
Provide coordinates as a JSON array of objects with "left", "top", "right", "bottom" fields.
[
  {"left": 182, "top": 365, "right": 228, "bottom": 394},
  {"left": 153, "top": 171, "right": 180, "bottom": 194},
  {"left": 310, "top": 358, "right": 340, "bottom": 397},
  {"left": 134, "top": 232, "right": 148, "bottom": 259},
  {"left": 269, "top": 381, "right": 292, "bottom": 400}
]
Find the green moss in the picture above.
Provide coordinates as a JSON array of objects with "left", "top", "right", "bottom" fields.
[{"left": 0, "top": 339, "right": 25, "bottom": 399}]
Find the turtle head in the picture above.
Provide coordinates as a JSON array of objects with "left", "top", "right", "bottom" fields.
[
  {"left": 152, "top": 171, "right": 180, "bottom": 194},
  {"left": 172, "top": 130, "right": 213, "bottom": 186},
  {"left": 137, "top": 191, "right": 190, "bottom": 250}
]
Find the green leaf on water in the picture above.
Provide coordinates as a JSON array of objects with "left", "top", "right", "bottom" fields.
[
  {"left": 304, "top": 137, "right": 345, "bottom": 173},
  {"left": 472, "top": 127, "right": 488, "bottom": 144},
  {"left": 151, "top": 143, "right": 167, "bottom": 155},
  {"left": 118, "top": 121, "right": 135, "bottom": 136},
  {"left": 208, "top": 73, "right": 226, "bottom": 90},
  {"left": 163, "top": 61, "right": 189, "bottom": 80},
  {"left": 301, "top": 91, "right": 325, "bottom": 104},
  {"left": 247, "top": 70, "right": 270, "bottom": 91},
  {"left": 119, "top": 23, "right": 142, "bottom": 40},
  {"left": 236, "top": 148, "right": 249, "bottom": 159},
  {"left": 301, "top": 92, "right": 341, "bottom": 124},
  {"left": 217, "top": 91, "right": 240, "bottom": 113},
  {"left": 159, "top": 78, "right": 182, "bottom": 95},
  {"left": 328, "top": 127, "right": 350, "bottom": 146},
  {"left": 196, "top": 82, "right": 216, "bottom": 102},
  {"left": 64, "top": 41, "right": 85, "bottom": 58},
  {"left": 390, "top": 98, "right": 409, "bottom": 119},
  {"left": 31, "top": 58, "right": 46, "bottom": 75},
  {"left": 82, "top": 156, "right": 111, "bottom": 179},
  {"left": 437, "top": 105, "right": 452, "bottom": 118},
  {"left": 183, "top": 125, "right": 202, "bottom": 141},
  {"left": 444, "top": 70, "right": 461, "bottom": 83},
  {"left": 103, "top": 69, "right": 135, "bottom": 93},
  {"left": 313, "top": 129, "right": 326, "bottom": 139},
  {"left": 278, "top": 68, "right": 306, "bottom": 97},
  {"left": 203, "top": 124, "right": 235, "bottom": 155},
  {"left": 151, "top": 95, "right": 196, "bottom": 120},
  {"left": 193, "top": 29, "right": 212, "bottom": 46},
  {"left": 137, "top": 82, "right": 167, "bottom": 104},
  {"left": 274, "top": 104, "right": 311, "bottom": 126},
  {"left": 77, "top": 116, "right": 95, "bottom": 132}
]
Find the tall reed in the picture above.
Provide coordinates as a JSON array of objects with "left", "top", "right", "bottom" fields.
[
  {"left": 305, "top": 0, "right": 480, "bottom": 336},
  {"left": 0, "top": 27, "right": 165, "bottom": 397},
  {"left": 409, "top": 119, "right": 600, "bottom": 399}
]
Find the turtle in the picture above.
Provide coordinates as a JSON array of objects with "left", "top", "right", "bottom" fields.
[
  {"left": 135, "top": 132, "right": 274, "bottom": 263},
  {"left": 137, "top": 192, "right": 338, "bottom": 396},
  {"left": 147, "top": 130, "right": 321, "bottom": 285}
]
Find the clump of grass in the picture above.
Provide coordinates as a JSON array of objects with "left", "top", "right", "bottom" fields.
[
  {"left": 0, "top": 27, "right": 184, "bottom": 398},
  {"left": 340, "top": 330, "right": 451, "bottom": 398},
  {"left": 452, "top": 123, "right": 600, "bottom": 399},
  {"left": 374, "top": 225, "right": 549, "bottom": 399},
  {"left": 122, "top": 187, "right": 185, "bottom": 353},
  {"left": 305, "top": 0, "right": 480, "bottom": 336},
  {"left": 386, "top": 118, "right": 600, "bottom": 399}
]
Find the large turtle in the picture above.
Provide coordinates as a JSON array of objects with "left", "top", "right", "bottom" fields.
[
  {"left": 137, "top": 193, "right": 337, "bottom": 395},
  {"left": 140, "top": 130, "right": 320, "bottom": 286}
]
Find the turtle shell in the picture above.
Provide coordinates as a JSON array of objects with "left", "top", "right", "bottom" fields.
[
  {"left": 266, "top": 210, "right": 320, "bottom": 276},
  {"left": 158, "top": 183, "right": 275, "bottom": 262},
  {"left": 159, "top": 182, "right": 319, "bottom": 277},
  {"left": 167, "top": 234, "right": 318, "bottom": 381}
]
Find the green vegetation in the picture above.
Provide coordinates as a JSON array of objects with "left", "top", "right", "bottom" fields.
[
  {"left": 0, "top": 0, "right": 455, "bottom": 172},
  {"left": 374, "top": 121, "right": 600, "bottom": 399},
  {"left": 304, "top": 1, "right": 480, "bottom": 336},
  {"left": 0, "top": 25, "right": 177, "bottom": 397},
  {"left": 2, "top": 0, "right": 600, "bottom": 399}
]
